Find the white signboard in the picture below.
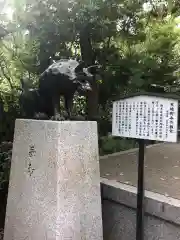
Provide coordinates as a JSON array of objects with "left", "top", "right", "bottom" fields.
[{"left": 112, "top": 95, "right": 178, "bottom": 142}]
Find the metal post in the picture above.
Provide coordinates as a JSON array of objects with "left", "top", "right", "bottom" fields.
[{"left": 136, "top": 139, "right": 145, "bottom": 240}]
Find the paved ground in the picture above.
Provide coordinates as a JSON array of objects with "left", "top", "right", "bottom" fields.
[{"left": 100, "top": 143, "right": 180, "bottom": 200}]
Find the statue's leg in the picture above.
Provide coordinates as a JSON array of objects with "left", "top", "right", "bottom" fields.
[
  {"left": 51, "top": 95, "right": 65, "bottom": 121},
  {"left": 39, "top": 95, "right": 54, "bottom": 120},
  {"left": 64, "top": 95, "right": 73, "bottom": 119}
]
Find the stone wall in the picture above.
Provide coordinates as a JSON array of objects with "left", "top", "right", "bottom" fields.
[{"left": 101, "top": 178, "right": 180, "bottom": 240}]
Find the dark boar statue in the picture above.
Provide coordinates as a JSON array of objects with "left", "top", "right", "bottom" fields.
[{"left": 38, "top": 58, "right": 100, "bottom": 120}]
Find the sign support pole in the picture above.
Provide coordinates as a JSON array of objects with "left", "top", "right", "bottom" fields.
[
  {"left": 136, "top": 139, "right": 145, "bottom": 240},
  {"left": 112, "top": 93, "right": 178, "bottom": 240}
]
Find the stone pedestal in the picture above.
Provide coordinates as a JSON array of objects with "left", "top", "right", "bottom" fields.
[{"left": 4, "top": 119, "right": 103, "bottom": 240}]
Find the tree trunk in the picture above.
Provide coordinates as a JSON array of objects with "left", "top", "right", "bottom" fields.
[{"left": 79, "top": 26, "right": 99, "bottom": 120}]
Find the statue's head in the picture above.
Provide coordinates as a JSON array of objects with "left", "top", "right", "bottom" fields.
[
  {"left": 73, "top": 75, "right": 92, "bottom": 92},
  {"left": 73, "top": 61, "right": 102, "bottom": 93}
]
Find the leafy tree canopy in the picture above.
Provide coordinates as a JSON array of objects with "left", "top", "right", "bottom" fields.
[{"left": 0, "top": 0, "right": 180, "bottom": 134}]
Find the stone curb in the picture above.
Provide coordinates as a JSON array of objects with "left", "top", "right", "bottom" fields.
[{"left": 101, "top": 177, "right": 180, "bottom": 226}]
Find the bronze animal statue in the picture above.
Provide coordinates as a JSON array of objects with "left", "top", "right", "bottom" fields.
[
  {"left": 19, "top": 59, "right": 101, "bottom": 120},
  {"left": 38, "top": 58, "right": 100, "bottom": 120}
]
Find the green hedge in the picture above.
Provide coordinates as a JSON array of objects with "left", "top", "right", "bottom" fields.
[{"left": 99, "top": 136, "right": 138, "bottom": 156}]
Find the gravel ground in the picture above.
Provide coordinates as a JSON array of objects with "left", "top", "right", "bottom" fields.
[{"left": 100, "top": 142, "right": 180, "bottom": 199}]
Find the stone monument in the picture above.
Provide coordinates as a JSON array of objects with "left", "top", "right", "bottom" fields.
[{"left": 4, "top": 119, "right": 103, "bottom": 239}]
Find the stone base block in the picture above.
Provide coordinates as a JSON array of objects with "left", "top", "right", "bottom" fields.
[{"left": 4, "top": 119, "right": 103, "bottom": 240}]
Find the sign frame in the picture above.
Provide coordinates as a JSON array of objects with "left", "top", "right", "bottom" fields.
[
  {"left": 112, "top": 92, "right": 180, "bottom": 240},
  {"left": 112, "top": 92, "right": 179, "bottom": 143}
]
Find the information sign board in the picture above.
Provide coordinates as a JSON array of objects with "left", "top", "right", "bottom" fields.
[{"left": 112, "top": 95, "right": 178, "bottom": 142}]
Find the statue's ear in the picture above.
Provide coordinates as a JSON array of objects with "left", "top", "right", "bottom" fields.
[{"left": 74, "top": 61, "right": 85, "bottom": 73}]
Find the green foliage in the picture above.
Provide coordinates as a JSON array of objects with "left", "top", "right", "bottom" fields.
[
  {"left": 99, "top": 136, "right": 138, "bottom": 156},
  {"left": 0, "top": 142, "right": 12, "bottom": 237},
  {"left": 0, "top": 0, "right": 179, "bottom": 138},
  {"left": 0, "top": 142, "right": 12, "bottom": 190},
  {"left": 0, "top": 0, "right": 179, "bottom": 135},
  {"left": 0, "top": 0, "right": 180, "bottom": 134}
]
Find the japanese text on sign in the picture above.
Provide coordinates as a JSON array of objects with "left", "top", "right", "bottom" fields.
[{"left": 112, "top": 95, "right": 178, "bottom": 142}]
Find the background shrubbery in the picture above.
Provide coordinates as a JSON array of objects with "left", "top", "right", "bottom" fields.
[{"left": 99, "top": 136, "right": 137, "bottom": 155}]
